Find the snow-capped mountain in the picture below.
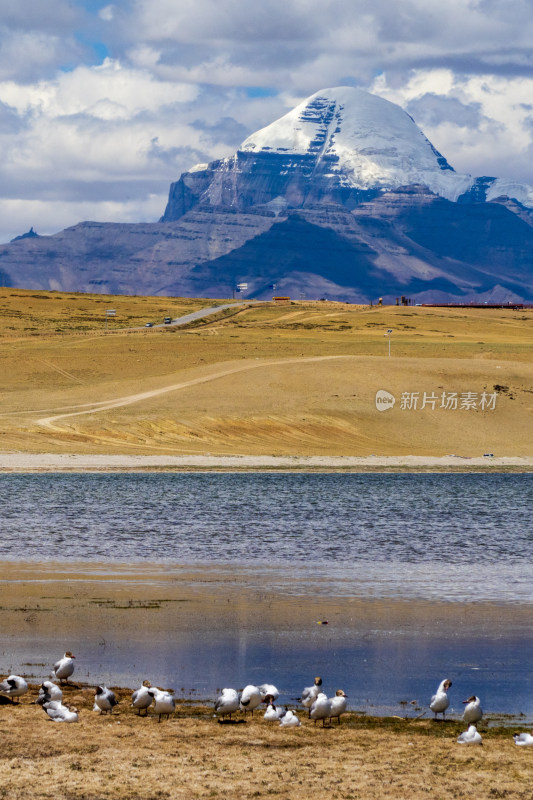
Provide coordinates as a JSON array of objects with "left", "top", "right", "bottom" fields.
[
  {"left": 240, "top": 88, "right": 472, "bottom": 201},
  {"left": 162, "top": 87, "right": 533, "bottom": 219},
  {"left": 2, "top": 87, "right": 533, "bottom": 302}
]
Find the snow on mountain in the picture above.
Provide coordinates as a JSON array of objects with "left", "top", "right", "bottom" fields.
[
  {"left": 240, "top": 87, "right": 475, "bottom": 203},
  {"left": 162, "top": 85, "right": 533, "bottom": 221},
  {"left": 486, "top": 177, "right": 533, "bottom": 206}
]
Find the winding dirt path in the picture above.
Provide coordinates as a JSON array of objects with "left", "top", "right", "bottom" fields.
[{"left": 36, "top": 355, "right": 352, "bottom": 433}]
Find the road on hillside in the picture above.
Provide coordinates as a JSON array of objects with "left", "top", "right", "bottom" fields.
[{"left": 152, "top": 300, "right": 266, "bottom": 328}]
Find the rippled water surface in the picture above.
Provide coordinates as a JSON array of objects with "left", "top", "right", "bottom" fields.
[{"left": 2, "top": 472, "right": 532, "bottom": 603}]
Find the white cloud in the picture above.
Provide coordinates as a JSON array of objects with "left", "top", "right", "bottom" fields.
[
  {"left": 0, "top": 195, "right": 166, "bottom": 244},
  {"left": 0, "top": 29, "right": 81, "bottom": 82},
  {"left": 0, "top": 58, "right": 220, "bottom": 242},
  {"left": 99, "top": 5, "right": 115, "bottom": 22},
  {"left": 0, "top": 58, "right": 198, "bottom": 119},
  {"left": 370, "top": 70, "right": 533, "bottom": 181}
]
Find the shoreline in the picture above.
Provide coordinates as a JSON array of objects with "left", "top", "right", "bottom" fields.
[
  {"left": 0, "top": 452, "right": 532, "bottom": 472},
  {"left": 0, "top": 681, "right": 525, "bottom": 727}
]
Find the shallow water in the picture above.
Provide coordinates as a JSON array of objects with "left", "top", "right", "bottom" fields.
[{"left": 2, "top": 472, "right": 533, "bottom": 718}]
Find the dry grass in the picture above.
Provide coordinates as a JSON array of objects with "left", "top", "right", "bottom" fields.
[
  {"left": 1, "top": 687, "right": 532, "bottom": 800},
  {"left": 0, "top": 288, "right": 532, "bottom": 456},
  {"left": 0, "top": 290, "right": 212, "bottom": 335}
]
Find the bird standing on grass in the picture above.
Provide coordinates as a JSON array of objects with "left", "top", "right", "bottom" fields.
[
  {"left": 214, "top": 688, "right": 240, "bottom": 720},
  {"left": 310, "top": 692, "right": 332, "bottom": 727},
  {"left": 148, "top": 687, "right": 176, "bottom": 722},
  {"left": 0, "top": 675, "right": 28, "bottom": 703},
  {"left": 429, "top": 678, "right": 452, "bottom": 720},
  {"left": 462, "top": 695, "right": 483, "bottom": 725},
  {"left": 94, "top": 685, "right": 119, "bottom": 714},
  {"left": 131, "top": 680, "right": 153, "bottom": 716},
  {"left": 258, "top": 684, "right": 279, "bottom": 703},
  {"left": 300, "top": 677, "right": 322, "bottom": 717},
  {"left": 51, "top": 652, "right": 75, "bottom": 684},
  {"left": 239, "top": 684, "right": 262, "bottom": 716},
  {"left": 329, "top": 690, "right": 348, "bottom": 723}
]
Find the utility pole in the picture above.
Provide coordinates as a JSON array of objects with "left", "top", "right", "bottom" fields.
[{"left": 384, "top": 328, "right": 393, "bottom": 356}]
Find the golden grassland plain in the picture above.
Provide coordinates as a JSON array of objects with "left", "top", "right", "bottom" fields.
[{"left": 0, "top": 287, "right": 532, "bottom": 459}]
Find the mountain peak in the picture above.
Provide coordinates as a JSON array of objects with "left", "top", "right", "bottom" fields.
[{"left": 239, "top": 87, "right": 474, "bottom": 202}]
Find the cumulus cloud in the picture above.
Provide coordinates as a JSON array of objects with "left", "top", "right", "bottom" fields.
[
  {"left": 370, "top": 70, "right": 533, "bottom": 181},
  {"left": 125, "top": 0, "right": 533, "bottom": 88},
  {"left": 2, "top": 0, "right": 533, "bottom": 242}
]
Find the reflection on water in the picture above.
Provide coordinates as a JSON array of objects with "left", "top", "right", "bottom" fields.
[
  {"left": 2, "top": 472, "right": 533, "bottom": 717},
  {"left": 5, "top": 615, "right": 533, "bottom": 719}
]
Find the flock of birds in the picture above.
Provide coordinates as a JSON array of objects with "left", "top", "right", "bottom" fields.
[
  {"left": 1, "top": 657, "right": 533, "bottom": 745},
  {"left": 0, "top": 652, "right": 180, "bottom": 723},
  {"left": 214, "top": 678, "right": 347, "bottom": 728},
  {"left": 429, "top": 677, "right": 533, "bottom": 746},
  {"left": 0, "top": 656, "right": 345, "bottom": 728}
]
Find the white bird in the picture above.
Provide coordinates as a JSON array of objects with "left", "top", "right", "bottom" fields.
[
  {"left": 148, "top": 687, "right": 176, "bottom": 722},
  {"left": 280, "top": 709, "right": 301, "bottom": 727},
  {"left": 131, "top": 680, "right": 153, "bottom": 716},
  {"left": 0, "top": 675, "right": 28, "bottom": 703},
  {"left": 301, "top": 677, "right": 323, "bottom": 716},
  {"left": 258, "top": 684, "right": 279, "bottom": 703},
  {"left": 94, "top": 685, "right": 119, "bottom": 714},
  {"left": 51, "top": 651, "right": 75, "bottom": 684},
  {"left": 457, "top": 724, "right": 482, "bottom": 745},
  {"left": 36, "top": 681, "right": 63, "bottom": 706},
  {"left": 42, "top": 700, "right": 79, "bottom": 723},
  {"left": 462, "top": 695, "right": 483, "bottom": 724},
  {"left": 430, "top": 678, "right": 452, "bottom": 720},
  {"left": 329, "top": 690, "right": 348, "bottom": 723},
  {"left": 310, "top": 692, "right": 332, "bottom": 727},
  {"left": 514, "top": 732, "right": 533, "bottom": 746},
  {"left": 214, "top": 688, "right": 240, "bottom": 720},
  {"left": 264, "top": 700, "right": 285, "bottom": 721},
  {"left": 240, "top": 684, "right": 262, "bottom": 716}
]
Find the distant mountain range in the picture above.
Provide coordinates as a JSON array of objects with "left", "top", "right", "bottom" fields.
[{"left": 2, "top": 86, "right": 533, "bottom": 302}]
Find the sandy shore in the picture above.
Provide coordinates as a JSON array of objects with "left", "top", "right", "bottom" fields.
[
  {"left": 1, "top": 453, "right": 532, "bottom": 471},
  {"left": 3, "top": 560, "right": 532, "bottom": 641}
]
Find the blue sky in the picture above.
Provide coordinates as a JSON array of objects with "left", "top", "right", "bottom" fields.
[{"left": 0, "top": 0, "right": 533, "bottom": 242}]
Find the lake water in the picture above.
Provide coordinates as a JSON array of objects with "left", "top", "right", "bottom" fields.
[{"left": 2, "top": 472, "right": 533, "bottom": 719}]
